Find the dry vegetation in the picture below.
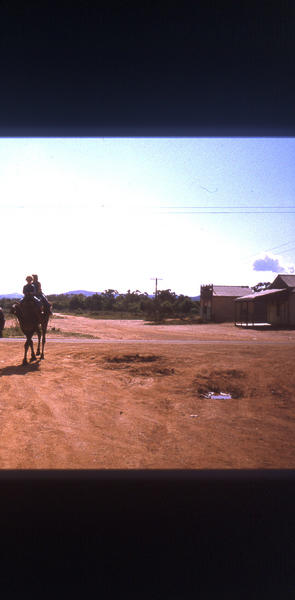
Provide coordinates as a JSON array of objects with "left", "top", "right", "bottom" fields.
[{"left": 0, "top": 314, "right": 294, "bottom": 469}]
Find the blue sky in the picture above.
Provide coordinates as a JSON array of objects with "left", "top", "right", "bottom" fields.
[{"left": 1, "top": 137, "right": 294, "bottom": 296}]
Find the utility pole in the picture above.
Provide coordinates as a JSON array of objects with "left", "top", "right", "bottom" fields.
[
  {"left": 150, "top": 277, "right": 163, "bottom": 299},
  {"left": 150, "top": 277, "right": 163, "bottom": 323}
]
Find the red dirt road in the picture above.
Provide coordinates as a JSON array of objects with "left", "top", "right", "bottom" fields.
[{"left": 1, "top": 316, "right": 295, "bottom": 469}]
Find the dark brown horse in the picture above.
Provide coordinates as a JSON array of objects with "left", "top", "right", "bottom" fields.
[{"left": 11, "top": 301, "right": 50, "bottom": 365}]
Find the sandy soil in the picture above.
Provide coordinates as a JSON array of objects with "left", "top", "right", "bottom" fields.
[
  {"left": 45, "top": 313, "right": 295, "bottom": 341},
  {"left": 0, "top": 314, "right": 295, "bottom": 469}
]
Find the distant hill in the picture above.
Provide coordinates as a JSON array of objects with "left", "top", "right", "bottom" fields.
[
  {"left": 64, "top": 290, "right": 99, "bottom": 297},
  {"left": 0, "top": 293, "right": 23, "bottom": 299},
  {"left": 65, "top": 291, "right": 153, "bottom": 298}
]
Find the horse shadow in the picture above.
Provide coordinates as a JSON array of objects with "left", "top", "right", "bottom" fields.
[{"left": 0, "top": 360, "right": 41, "bottom": 377}]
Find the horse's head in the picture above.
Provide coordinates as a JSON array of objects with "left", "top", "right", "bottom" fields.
[{"left": 11, "top": 302, "right": 20, "bottom": 315}]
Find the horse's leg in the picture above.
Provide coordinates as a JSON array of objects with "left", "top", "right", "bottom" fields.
[
  {"left": 29, "top": 341, "right": 36, "bottom": 362},
  {"left": 36, "top": 328, "right": 41, "bottom": 356},
  {"left": 40, "top": 326, "right": 46, "bottom": 359},
  {"left": 23, "top": 338, "right": 30, "bottom": 365},
  {"left": 29, "top": 336, "right": 37, "bottom": 362},
  {"left": 40, "top": 318, "right": 48, "bottom": 360}
]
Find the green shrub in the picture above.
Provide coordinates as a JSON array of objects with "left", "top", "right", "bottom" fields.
[{"left": 3, "top": 324, "right": 23, "bottom": 337}]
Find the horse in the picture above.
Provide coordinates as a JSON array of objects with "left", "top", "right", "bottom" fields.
[{"left": 11, "top": 300, "right": 50, "bottom": 365}]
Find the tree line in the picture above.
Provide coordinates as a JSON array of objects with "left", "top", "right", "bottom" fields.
[
  {"left": 48, "top": 289, "right": 200, "bottom": 321},
  {"left": 0, "top": 289, "right": 200, "bottom": 321},
  {"left": 0, "top": 289, "right": 200, "bottom": 322},
  {"left": 1, "top": 281, "right": 271, "bottom": 321}
]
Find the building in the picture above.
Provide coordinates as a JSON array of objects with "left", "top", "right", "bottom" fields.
[
  {"left": 200, "top": 284, "right": 253, "bottom": 322},
  {"left": 235, "top": 274, "right": 295, "bottom": 327}
]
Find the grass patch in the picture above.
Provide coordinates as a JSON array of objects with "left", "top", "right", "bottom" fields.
[
  {"left": 2, "top": 325, "right": 98, "bottom": 339},
  {"left": 144, "top": 317, "right": 202, "bottom": 326},
  {"left": 3, "top": 325, "right": 23, "bottom": 337},
  {"left": 77, "top": 311, "right": 143, "bottom": 320},
  {"left": 53, "top": 310, "right": 143, "bottom": 320},
  {"left": 106, "top": 353, "right": 160, "bottom": 364},
  {"left": 48, "top": 327, "right": 98, "bottom": 339}
]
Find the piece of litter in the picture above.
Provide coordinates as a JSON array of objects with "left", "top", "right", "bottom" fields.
[
  {"left": 190, "top": 414, "right": 199, "bottom": 418},
  {"left": 201, "top": 391, "right": 232, "bottom": 400}
]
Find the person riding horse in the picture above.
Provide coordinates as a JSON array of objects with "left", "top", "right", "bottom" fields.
[
  {"left": 32, "top": 274, "right": 52, "bottom": 315},
  {"left": 20, "top": 275, "right": 51, "bottom": 316},
  {"left": 20, "top": 275, "right": 42, "bottom": 322}
]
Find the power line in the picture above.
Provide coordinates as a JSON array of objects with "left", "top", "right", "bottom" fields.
[
  {"left": 160, "top": 206, "right": 295, "bottom": 209},
  {"left": 159, "top": 204, "right": 295, "bottom": 209},
  {"left": 277, "top": 245, "right": 295, "bottom": 256},
  {"left": 159, "top": 210, "right": 295, "bottom": 214},
  {"left": 263, "top": 239, "right": 295, "bottom": 253},
  {"left": 158, "top": 205, "right": 295, "bottom": 214},
  {"left": 241, "top": 246, "right": 295, "bottom": 265},
  {"left": 241, "top": 239, "right": 295, "bottom": 262}
]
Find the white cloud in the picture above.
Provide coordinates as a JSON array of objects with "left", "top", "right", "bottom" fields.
[{"left": 253, "top": 253, "right": 295, "bottom": 274}]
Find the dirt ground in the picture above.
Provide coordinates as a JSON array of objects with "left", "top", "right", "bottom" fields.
[{"left": 1, "top": 314, "right": 295, "bottom": 469}]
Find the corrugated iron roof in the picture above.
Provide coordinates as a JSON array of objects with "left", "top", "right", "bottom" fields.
[
  {"left": 235, "top": 288, "right": 286, "bottom": 301},
  {"left": 212, "top": 285, "right": 253, "bottom": 297},
  {"left": 272, "top": 274, "right": 295, "bottom": 288}
]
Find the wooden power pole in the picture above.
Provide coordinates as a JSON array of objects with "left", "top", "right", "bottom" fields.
[{"left": 150, "top": 277, "right": 163, "bottom": 299}]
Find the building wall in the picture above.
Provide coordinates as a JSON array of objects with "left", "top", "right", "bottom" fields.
[
  {"left": 207, "top": 294, "right": 295, "bottom": 324},
  {"left": 200, "top": 299, "right": 212, "bottom": 320},
  {"left": 267, "top": 298, "right": 288, "bottom": 325},
  {"left": 200, "top": 285, "right": 213, "bottom": 321},
  {"left": 235, "top": 301, "right": 245, "bottom": 323},
  {"left": 235, "top": 300, "right": 267, "bottom": 324},
  {"left": 211, "top": 296, "right": 237, "bottom": 322},
  {"left": 236, "top": 292, "right": 295, "bottom": 326},
  {"left": 234, "top": 281, "right": 295, "bottom": 327},
  {"left": 254, "top": 301, "right": 267, "bottom": 322},
  {"left": 288, "top": 293, "right": 295, "bottom": 325},
  {"left": 201, "top": 296, "right": 237, "bottom": 322},
  {"left": 265, "top": 291, "right": 295, "bottom": 325}
]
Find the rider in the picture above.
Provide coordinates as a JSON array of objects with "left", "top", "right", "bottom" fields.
[
  {"left": 20, "top": 275, "right": 42, "bottom": 319},
  {"left": 32, "top": 274, "right": 52, "bottom": 315},
  {"left": 21, "top": 276, "right": 42, "bottom": 313}
]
